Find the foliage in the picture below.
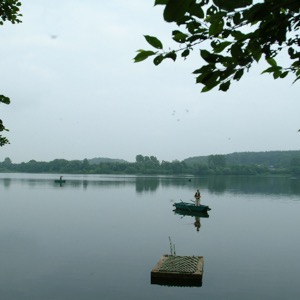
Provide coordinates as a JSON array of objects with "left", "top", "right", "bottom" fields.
[
  {"left": 290, "top": 156, "right": 300, "bottom": 175},
  {"left": 185, "top": 150, "right": 300, "bottom": 168},
  {"left": 208, "top": 154, "right": 226, "bottom": 168},
  {"left": 88, "top": 157, "right": 127, "bottom": 164},
  {"left": 0, "top": 0, "right": 22, "bottom": 146},
  {"left": 224, "top": 150, "right": 299, "bottom": 168},
  {"left": 0, "top": 0, "right": 22, "bottom": 25},
  {"left": 0, "top": 95, "right": 10, "bottom": 146},
  {"left": 0, "top": 151, "right": 299, "bottom": 176},
  {"left": 134, "top": 0, "right": 300, "bottom": 92}
]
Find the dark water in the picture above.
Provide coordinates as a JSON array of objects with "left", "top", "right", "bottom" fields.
[{"left": 0, "top": 173, "right": 299, "bottom": 300}]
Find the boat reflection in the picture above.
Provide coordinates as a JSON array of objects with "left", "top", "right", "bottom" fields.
[
  {"left": 173, "top": 209, "right": 209, "bottom": 232},
  {"left": 173, "top": 209, "right": 209, "bottom": 218}
]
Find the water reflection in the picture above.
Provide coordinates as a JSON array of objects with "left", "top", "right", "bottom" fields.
[
  {"left": 0, "top": 174, "right": 300, "bottom": 196},
  {"left": 2, "top": 178, "right": 11, "bottom": 188},
  {"left": 1, "top": 173, "right": 299, "bottom": 299},
  {"left": 135, "top": 177, "right": 159, "bottom": 193},
  {"left": 207, "top": 176, "right": 227, "bottom": 193},
  {"left": 173, "top": 210, "right": 209, "bottom": 232},
  {"left": 290, "top": 179, "right": 300, "bottom": 194}
]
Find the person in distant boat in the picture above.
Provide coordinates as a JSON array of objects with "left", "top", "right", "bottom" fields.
[
  {"left": 194, "top": 189, "right": 201, "bottom": 206},
  {"left": 60, "top": 176, "right": 63, "bottom": 180}
]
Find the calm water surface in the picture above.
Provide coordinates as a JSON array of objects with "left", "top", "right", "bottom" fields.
[{"left": 0, "top": 173, "right": 299, "bottom": 300}]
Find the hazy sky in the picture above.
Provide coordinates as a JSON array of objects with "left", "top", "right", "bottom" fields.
[{"left": 1, "top": 0, "right": 299, "bottom": 163}]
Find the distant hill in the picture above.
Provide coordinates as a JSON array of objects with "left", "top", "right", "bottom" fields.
[
  {"left": 87, "top": 157, "right": 128, "bottom": 164},
  {"left": 183, "top": 150, "right": 300, "bottom": 168},
  {"left": 183, "top": 155, "right": 209, "bottom": 166}
]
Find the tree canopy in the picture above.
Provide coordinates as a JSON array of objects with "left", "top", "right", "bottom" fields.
[
  {"left": 0, "top": 0, "right": 22, "bottom": 146},
  {"left": 134, "top": 0, "right": 300, "bottom": 92},
  {"left": 2, "top": 151, "right": 300, "bottom": 175}
]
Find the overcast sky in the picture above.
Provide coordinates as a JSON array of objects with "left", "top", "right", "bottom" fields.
[{"left": 0, "top": 0, "right": 299, "bottom": 163}]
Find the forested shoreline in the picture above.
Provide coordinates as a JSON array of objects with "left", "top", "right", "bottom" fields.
[{"left": 1, "top": 151, "right": 300, "bottom": 176}]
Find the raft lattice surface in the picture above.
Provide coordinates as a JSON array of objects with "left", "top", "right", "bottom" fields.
[{"left": 158, "top": 256, "right": 199, "bottom": 274}]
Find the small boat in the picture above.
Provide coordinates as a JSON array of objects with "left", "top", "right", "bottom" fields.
[
  {"left": 54, "top": 179, "right": 66, "bottom": 183},
  {"left": 173, "top": 201, "right": 211, "bottom": 213},
  {"left": 54, "top": 176, "right": 66, "bottom": 183}
]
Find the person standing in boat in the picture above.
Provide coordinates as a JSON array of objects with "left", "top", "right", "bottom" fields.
[{"left": 194, "top": 189, "right": 201, "bottom": 206}]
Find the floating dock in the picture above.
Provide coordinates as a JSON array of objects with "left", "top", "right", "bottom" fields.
[{"left": 151, "top": 255, "right": 204, "bottom": 287}]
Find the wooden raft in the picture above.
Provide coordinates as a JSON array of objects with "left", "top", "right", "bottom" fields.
[{"left": 151, "top": 255, "right": 204, "bottom": 287}]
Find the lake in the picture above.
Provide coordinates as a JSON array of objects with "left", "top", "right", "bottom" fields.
[{"left": 0, "top": 173, "right": 299, "bottom": 300}]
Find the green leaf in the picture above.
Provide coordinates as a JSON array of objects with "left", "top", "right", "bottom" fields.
[
  {"left": 201, "top": 81, "right": 219, "bottom": 92},
  {"left": 201, "top": 86, "right": 211, "bottom": 92},
  {"left": 188, "top": 3, "right": 204, "bottom": 19},
  {"left": 133, "top": 50, "right": 157, "bottom": 63},
  {"left": 154, "top": 0, "right": 169, "bottom": 5},
  {"left": 292, "top": 75, "right": 300, "bottom": 84},
  {"left": 231, "top": 30, "right": 247, "bottom": 40},
  {"left": 181, "top": 49, "right": 190, "bottom": 58},
  {"left": 252, "top": 49, "right": 262, "bottom": 62},
  {"left": 172, "top": 30, "right": 188, "bottom": 43},
  {"left": 261, "top": 66, "right": 281, "bottom": 74},
  {"left": 0, "top": 95, "right": 10, "bottom": 105},
  {"left": 246, "top": 39, "right": 262, "bottom": 62},
  {"left": 165, "top": 51, "right": 177, "bottom": 61},
  {"left": 273, "top": 70, "right": 281, "bottom": 79},
  {"left": 196, "top": 73, "right": 207, "bottom": 84},
  {"left": 188, "top": 33, "right": 207, "bottom": 43},
  {"left": 219, "top": 68, "right": 235, "bottom": 80},
  {"left": 209, "top": 19, "right": 224, "bottom": 36},
  {"left": 261, "top": 67, "right": 274, "bottom": 74},
  {"left": 213, "top": 0, "right": 252, "bottom": 11},
  {"left": 279, "top": 71, "right": 289, "bottom": 78},
  {"left": 187, "top": 21, "right": 198, "bottom": 34},
  {"left": 163, "top": 0, "right": 194, "bottom": 22},
  {"left": 153, "top": 55, "right": 164, "bottom": 66},
  {"left": 219, "top": 81, "right": 231, "bottom": 91},
  {"left": 233, "top": 69, "right": 244, "bottom": 81},
  {"left": 231, "top": 43, "right": 244, "bottom": 59},
  {"left": 266, "top": 58, "right": 277, "bottom": 67},
  {"left": 200, "top": 49, "right": 218, "bottom": 63},
  {"left": 212, "top": 41, "right": 231, "bottom": 53},
  {"left": 193, "top": 65, "right": 213, "bottom": 75},
  {"left": 201, "top": 71, "right": 220, "bottom": 86},
  {"left": 207, "top": 5, "right": 218, "bottom": 16},
  {"left": 144, "top": 35, "right": 163, "bottom": 49},
  {"left": 233, "top": 12, "right": 242, "bottom": 25},
  {"left": 200, "top": 50, "right": 210, "bottom": 61}
]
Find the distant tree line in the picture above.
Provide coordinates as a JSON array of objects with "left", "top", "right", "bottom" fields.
[{"left": 1, "top": 151, "right": 300, "bottom": 176}]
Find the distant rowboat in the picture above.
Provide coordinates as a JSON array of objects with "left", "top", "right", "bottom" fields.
[
  {"left": 54, "top": 179, "right": 66, "bottom": 183},
  {"left": 54, "top": 176, "right": 65, "bottom": 184}
]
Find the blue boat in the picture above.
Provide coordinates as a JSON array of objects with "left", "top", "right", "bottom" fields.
[{"left": 173, "top": 202, "right": 211, "bottom": 213}]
